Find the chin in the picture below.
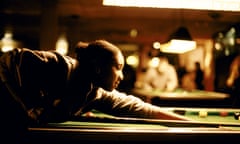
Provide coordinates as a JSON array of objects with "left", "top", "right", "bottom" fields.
[{"left": 109, "top": 87, "right": 115, "bottom": 91}]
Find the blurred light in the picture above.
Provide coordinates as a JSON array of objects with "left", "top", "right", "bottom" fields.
[
  {"left": 103, "top": 0, "right": 240, "bottom": 11},
  {"left": 228, "top": 37, "right": 235, "bottom": 46},
  {"left": 130, "top": 29, "right": 138, "bottom": 38},
  {"left": 153, "top": 41, "right": 161, "bottom": 49},
  {"left": 1, "top": 32, "right": 15, "bottom": 52},
  {"left": 148, "top": 57, "right": 159, "bottom": 68},
  {"left": 56, "top": 35, "right": 68, "bottom": 55},
  {"left": 126, "top": 55, "right": 139, "bottom": 67},
  {"left": 225, "top": 48, "right": 230, "bottom": 56},
  {"left": 214, "top": 42, "right": 222, "bottom": 50},
  {"left": 225, "top": 27, "right": 236, "bottom": 46},
  {"left": 226, "top": 27, "right": 236, "bottom": 36}
]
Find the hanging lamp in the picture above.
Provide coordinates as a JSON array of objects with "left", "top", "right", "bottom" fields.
[{"left": 160, "top": 26, "right": 196, "bottom": 54}]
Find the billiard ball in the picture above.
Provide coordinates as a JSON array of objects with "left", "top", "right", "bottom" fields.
[
  {"left": 199, "top": 110, "right": 208, "bottom": 117},
  {"left": 234, "top": 112, "right": 240, "bottom": 120},
  {"left": 220, "top": 111, "right": 228, "bottom": 117},
  {"left": 85, "top": 111, "right": 95, "bottom": 117}
]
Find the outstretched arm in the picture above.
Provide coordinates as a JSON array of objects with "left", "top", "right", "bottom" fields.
[{"left": 92, "top": 88, "right": 191, "bottom": 121}]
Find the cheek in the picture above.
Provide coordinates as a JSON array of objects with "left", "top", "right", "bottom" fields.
[
  {"left": 101, "top": 67, "right": 118, "bottom": 81},
  {"left": 107, "top": 71, "right": 119, "bottom": 87},
  {"left": 108, "top": 70, "right": 118, "bottom": 82},
  {"left": 101, "top": 69, "right": 115, "bottom": 82},
  {"left": 104, "top": 72, "right": 117, "bottom": 90}
]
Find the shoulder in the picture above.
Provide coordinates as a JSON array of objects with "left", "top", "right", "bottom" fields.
[
  {"left": 19, "top": 48, "right": 62, "bottom": 63},
  {"left": 3, "top": 48, "right": 60, "bottom": 64},
  {"left": 95, "top": 88, "right": 124, "bottom": 99},
  {"left": 167, "top": 64, "right": 177, "bottom": 71},
  {"left": 18, "top": 48, "right": 77, "bottom": 67}
]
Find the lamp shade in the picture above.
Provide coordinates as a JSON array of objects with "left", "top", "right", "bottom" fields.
[{"left": 169, "top": 26, "right": 193, "bottom": 41}]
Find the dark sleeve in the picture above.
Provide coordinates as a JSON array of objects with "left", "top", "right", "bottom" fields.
[{"left": 0, "top": 48, "right": 78, "bottom": 122}]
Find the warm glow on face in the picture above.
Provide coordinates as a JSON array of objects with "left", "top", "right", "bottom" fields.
[
  {"left": 103, "top": 0, "right": 240, "bottom": 11},
  {"left": 160, "top": 39, "right": 196, "bottom": 54}
]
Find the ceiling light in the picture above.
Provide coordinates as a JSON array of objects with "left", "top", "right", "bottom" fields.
[
  {"left": 103, "top": 0, "right": 240, "bottom": 12},
  {"left": 153, "top": 41, "right": 161, "bottom": 49},
  {"left": 160, "top": 39, "right": 196, "bottom": 53}
]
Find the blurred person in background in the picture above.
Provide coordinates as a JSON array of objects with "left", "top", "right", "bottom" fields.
[
  {"left": 181, "top": 70, "right": 197, "bottom": 91},
  {"left": 194, "top": 62, "right": 204, "bottom": 90},
  {"left": 141, "top": 56, "right": 179, "bottom": 91}
]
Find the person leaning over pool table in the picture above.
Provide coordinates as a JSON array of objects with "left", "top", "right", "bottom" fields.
[{"left": 0, "top": 39, "right": 190, "bottom": 143}]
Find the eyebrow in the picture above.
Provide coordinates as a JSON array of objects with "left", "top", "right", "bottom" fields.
[{"left": 112, "top": 62, "right": 123, "bottom": 69}]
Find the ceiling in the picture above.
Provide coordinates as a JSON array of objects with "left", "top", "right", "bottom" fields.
[{"left": 1, "top": 0, "right": 240, "bottom": 47}]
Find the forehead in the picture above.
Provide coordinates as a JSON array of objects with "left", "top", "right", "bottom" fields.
[{"left": 113, "top": 51, "right": 124, "bottom": 65}]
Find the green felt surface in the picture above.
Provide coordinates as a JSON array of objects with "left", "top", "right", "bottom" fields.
[
  {"left": 184, "top": 111, "right": 239, "bottom": 123},
  {"left": 83, "top": 108, "right": 240, "bottom": 124}
]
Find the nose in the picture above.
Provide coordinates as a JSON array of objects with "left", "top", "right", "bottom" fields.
[{"left": 119, "top": 71, "right": 124, "bottom": 81}]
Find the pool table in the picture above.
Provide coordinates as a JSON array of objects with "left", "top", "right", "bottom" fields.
[
  {"left": 131, "top": 88, "right": 231, "bottom": 107},
  {"left": 28, "top": 108, "right": 240, "bottom": 143}
]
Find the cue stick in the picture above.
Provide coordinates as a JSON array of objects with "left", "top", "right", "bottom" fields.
[{"left": 71, "top": 116, "right": 240, "bottom": 128}]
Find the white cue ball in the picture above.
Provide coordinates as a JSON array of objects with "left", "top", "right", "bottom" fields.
[{"left": 199, "top": 110, "right": 208, "bottom": 117}]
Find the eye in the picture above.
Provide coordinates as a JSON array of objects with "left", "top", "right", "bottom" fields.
[{"left": 115, "top": 64, "right": 123, "bottom": 70}]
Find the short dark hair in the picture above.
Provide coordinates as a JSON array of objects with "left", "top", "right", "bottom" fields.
[{"left": 75, "top": 39, "right": 121, "bottom": 67}]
